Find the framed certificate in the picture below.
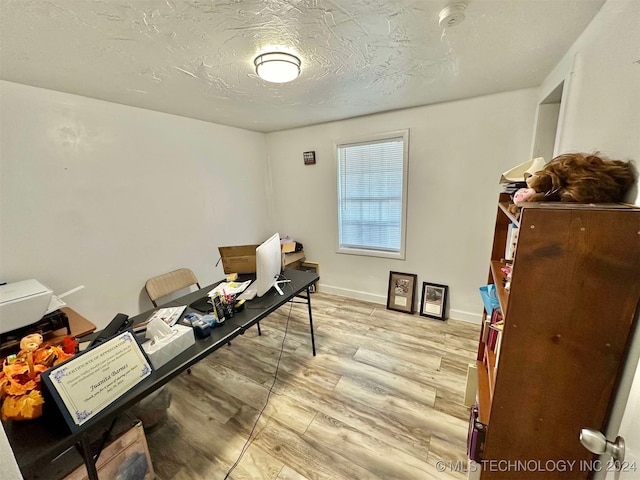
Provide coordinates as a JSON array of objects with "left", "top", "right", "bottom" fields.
[{"left": 42, "top": 331, "right": 153, "bottom": 432}]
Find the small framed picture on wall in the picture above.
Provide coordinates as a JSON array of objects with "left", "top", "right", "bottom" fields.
[
  {"left": 420, "top": 282, "right": 448, "bottom": 321},
  {"left": 303, "top": 151, "right": 316, "bottom": 165},
  {"left": 386, "top": 271, "right": 417, "bottom": 314}
]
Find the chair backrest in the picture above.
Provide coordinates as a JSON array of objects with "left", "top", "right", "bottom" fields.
[{"left": 145, "top": 268, "right": 201, "bottom": 307}]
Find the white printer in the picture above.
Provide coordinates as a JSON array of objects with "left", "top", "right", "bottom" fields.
[{"left": 0, "top": 279, "right": 54, "bottom": 334}]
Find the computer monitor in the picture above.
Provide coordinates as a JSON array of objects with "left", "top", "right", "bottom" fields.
[{"left": 255, "top": 233, "right": 284, "bottom": 297}]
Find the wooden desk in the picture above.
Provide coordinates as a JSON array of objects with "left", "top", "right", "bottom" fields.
[{"left": 49, "top": 307, "right": 96, "bottom": 344}]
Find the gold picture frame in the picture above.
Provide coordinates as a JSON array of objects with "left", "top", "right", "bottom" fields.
[{"left": 386, "top": 271, "right": 417, "bottom": 314}]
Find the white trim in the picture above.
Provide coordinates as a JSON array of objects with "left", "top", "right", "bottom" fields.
[
  {"left": 533, "top": 51, "right": 579, "bottom": 158},
  {"left": 553, "top": 52, "right": 578, "bottom": 156},
  {"left": 335, "top": 247, "right": 405, "bottom": 260},
  {"left": 318, "top": 284, "right": 483, "bottom": 325},
  {"left": 448, "top": 309, "right": 483, "bottom": 324},
  {"left": 320, "top": 284, "right": 387, "bottom": 305}
]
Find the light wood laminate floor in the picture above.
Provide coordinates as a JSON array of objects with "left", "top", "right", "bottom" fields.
[{"left": 145, "top": 292, "right": 480, "bottom": 480}]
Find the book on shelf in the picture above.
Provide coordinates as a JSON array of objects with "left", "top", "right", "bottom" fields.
[
  {"left": 501, "top": 181, "right": 526, "bottom": 194},
  {"left": 467, "top": 404, "right": 477, "bottom": 456},
  {"left": 470, "top": 421, "right": 486, "bottom": 462},
  {"left": 489, "top": 321, "right": 504, "bottom": 347},
  {"left": 482, "top": 317, "right": 491, "bottom": 344},
  {"left": 467, "top": 404, "right": 486, "bottom": 461},
  {"left": 487, "top": 309, "right": 503, "bottom": 351},
  {"left": 494, "top": 325, "right": 504, "bottom": 369},
  {"left": 505, "top": 222, "right": 520, "bottom": 261}
]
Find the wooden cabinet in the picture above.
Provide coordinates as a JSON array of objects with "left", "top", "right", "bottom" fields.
[{"left": 473, "top": 193, "right": 640, "bottom": 479}]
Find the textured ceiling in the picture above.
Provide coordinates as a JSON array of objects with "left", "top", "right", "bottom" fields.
[{"left": 0, "top": 0, "right": 605, "bottom": 133}]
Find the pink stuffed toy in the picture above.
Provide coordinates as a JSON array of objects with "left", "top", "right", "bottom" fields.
[{"left": 513, "top": 187, "right": 536, "bottom": 206}]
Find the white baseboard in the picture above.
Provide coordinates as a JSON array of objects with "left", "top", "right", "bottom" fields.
[
  {"left": 449, "top": 309, "right": 483, "bottom": 324},
  {"left": 319, "top": 284, "right": 387, "bottom": 305},
  {"left": 318, "top": 284, "right": 483, "bottom": 324}
]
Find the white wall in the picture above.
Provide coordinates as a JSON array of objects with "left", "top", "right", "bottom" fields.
[
  {"left": 541, "top": 0, "right": 640, "bottom": 204},
  {"left": 2, "top": 1, "right": 634, "bottom": 331},
  {"left": 0, "top": 81, "right": 271, "bottom": 329},
  {"left": 537, "top": 0, "right": 640, "bottom": 459},
  {"left": 265, "top": 89, "right": 538, "bottom": 322}
]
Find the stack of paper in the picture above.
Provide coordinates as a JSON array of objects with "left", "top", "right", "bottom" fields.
[{"left": 208, "top": 280, "right": 252, "bottom": 297}]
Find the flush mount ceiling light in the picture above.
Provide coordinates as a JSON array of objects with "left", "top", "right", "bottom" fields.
[{"left": 254, "top": 52, "right": 301, "bottom": 83}]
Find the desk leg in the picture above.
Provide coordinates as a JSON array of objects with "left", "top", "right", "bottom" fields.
[
  {"left": 306, "top": 286, "right": 316, "bottom": 356},
  {"left": 79, "top": 435, "right": 99, "bottom": 480}
]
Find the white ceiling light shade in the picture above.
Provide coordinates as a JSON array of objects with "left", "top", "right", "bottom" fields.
[{"left": 254, "top": 52, "right": 301, "bottom": 83}]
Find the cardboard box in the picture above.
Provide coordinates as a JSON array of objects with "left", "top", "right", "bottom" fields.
[
  {"left": 66, "top": 421, "right": 154, "bottom": 480},
  {"left": 284, "top": 251, "right": 306, "bottom": 270},
  {"left": 219, "top": 243, "right": 303, "bottom": 274},
  {"left": 218, "top": 244, "right": 258, "bottom": 274},
  {"left": 281, "top": 240, "right": 296, "bottom": 253},
  {"left": 300, "top": 261, "right": 319, "bottom": 292}
]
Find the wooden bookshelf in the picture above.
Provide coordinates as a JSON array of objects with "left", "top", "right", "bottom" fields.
[
  {"left": 497, "top": 201, "right": 519, "bottom": 225},
  {"left": 489, "top": 261, "right": 509, "bottom": 317},
  {"left": 472, "top": 195, "right": 640, "bottom": 479}
]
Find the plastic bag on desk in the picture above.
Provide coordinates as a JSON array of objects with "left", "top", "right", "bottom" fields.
[
  {"left": 479, "top": 284, "right": 500, "bottom": 315},
  {"left": 128, "top": 386, "right": 171, "bottom": 430}
]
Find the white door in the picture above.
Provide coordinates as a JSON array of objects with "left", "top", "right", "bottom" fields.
[
  {"left": 584, "top": 354, "right": 640, "bottom": 480},
  {"left": 602, "top": 359, "right": 640, "bottom": 480}
]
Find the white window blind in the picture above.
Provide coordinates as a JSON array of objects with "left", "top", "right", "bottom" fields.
[{"left": 337, "top": 133, "right": 407, "bottom": 256}]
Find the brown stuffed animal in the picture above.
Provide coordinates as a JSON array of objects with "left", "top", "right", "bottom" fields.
[{"left": 511, "top": 153, "right": 635, "bottom": 210}]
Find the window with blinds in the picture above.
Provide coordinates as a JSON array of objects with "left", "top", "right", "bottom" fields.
[{"left": 336, "top": 130, "right": 409, "bottom": 258}]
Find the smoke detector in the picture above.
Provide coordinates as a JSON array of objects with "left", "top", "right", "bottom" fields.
[{"left": 439, "top": 3, "right": 467, "bottom": 28}]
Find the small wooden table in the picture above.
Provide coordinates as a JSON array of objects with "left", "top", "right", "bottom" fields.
[
  {"left": 1, "top": 308, "right": 96, "bottom": 355},
  {"left": 49, "top": 307, "right": 96, "bottom": 343}
]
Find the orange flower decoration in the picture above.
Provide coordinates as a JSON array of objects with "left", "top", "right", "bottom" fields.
[
  {"left": 1, "top": 390, "right": 44, "bottom": 421},
  {"left": 2, "top": 362, "right": 47, "bottom": 396},
  {"left": 0, "top": 334, "right": 76, "bottom": 421}
]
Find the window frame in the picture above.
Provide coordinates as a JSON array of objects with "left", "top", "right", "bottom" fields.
[{"left": 334, "top": 129, "right": 409, "bottom": 260}]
